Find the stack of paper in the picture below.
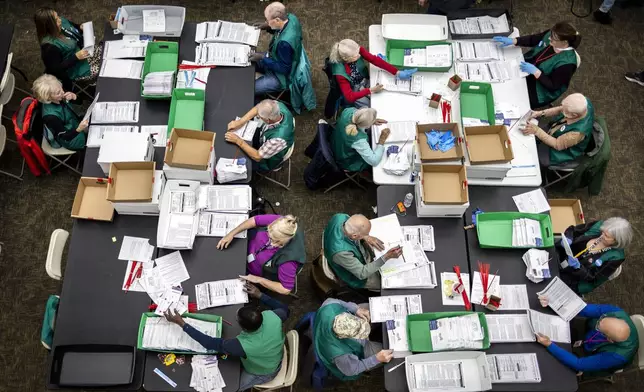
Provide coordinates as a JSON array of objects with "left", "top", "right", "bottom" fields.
[
  {"left": 190, "top": 355, "right": 226, "bottom": 392},
  {"left": 402, "top": 225, "right": 435, "bottom": 252},
  {"left": 485, "top": 313, "right": 536, "bottom": 343},
  {"left": 527, "top": 309, "right": 571, "bottom": 343},
  {"left": 513, "top": 189, "right": 550, "bottom": 213},
  {"left": 376, "top": 71, "right": 423, "bottom": 95},
  {"left": 165, "top": 189, "right": 198, "bottom": 249},
  {"left": 176, "top": 65, "right": 210, "bottom": 90},
  {"left": 142, "top": 9, "right": 166, "bottom": 33},
  {"left": 380, "top": 242, "right": 437, "bottom": 289},
  {"left": 448, "top": 14, "right": 509, "bottom": 35},
  {"left": 373, "top": 121, "right": 417, "bottom": 144},
  {"left": 536, "top": 277, "right": 586, "bottom": 322},
  {"left": 141, "top": 317, "right": 220, "bottom": 352},
  {"left": 368, "top": 213, "right": 404, "bottom": 259},
  {"left": 143, "top": 71, "right": 174, "bottom": 96},
  {"left": 91, "top": 101, "right": 140, "bottom": 123},
  {"left": 99, "top": 59, "right": 144, "bottom": 79},
  {"left": 197, "top": 185, "right": 252, "bottom": 213},
  {"left": 196, "top": 20, "right": 260, "bottom": 46},
  {"left": 118, "top": 236, "right": 155, "bottom": 262},
  {"left": 403, "top": 45, "right": 451, "bottom": 68},
  {"left": 103, "top": 40, "right": 147, "bottom": 59},
  {"left": 195, "top": 43, "right": 251, "bottom": 67},
  {"left": 441, "top": 272, "right": 470, "bottom": 306},
  {"left": 487, "top": 353, "right": 541, "bottom": 383},
  {"left": 498, "top": 285, "right": 530, "bottom": 310},
  {"left": 456, "top": 60, "right": 527, "bottom": 83},
  {"left": 232, "top": 117, "right": 259, "bottom": 142},
  {"left": 522, "top": 248, "right": 551, "bottom": 283},
  {"left": 197, "top": 212, "right": 248, "bottom": 238},
  {"left": 512, "top": 218, "right": 543, "bottom": 247},
  {"left": 195, "top": 279, "right": 249, "bottom": 310},
  {"left": 430, "top": 314, "right": 485, "bottom": 351},
  {"left": 454, "top": 42, "right": 502, "bottom": 62},
  {"left": 87, "top": 125, "right": 139, "bottom": 147},
  {"left": 408, "top": 361, "right": 465, "bottom": 389},
  {"left": 370, "top": 295, "right": 423, "bottom": 357},
  {"left": 81, "top": 21, "right": 95, "bottom": 56},
  {"left": 141, "top": 125, "right": 168, "bottom": 147},
  {"left": 215, "top": 158, "right": 248, "bottom": 183}
]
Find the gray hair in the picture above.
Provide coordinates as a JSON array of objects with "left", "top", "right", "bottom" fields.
[
  {"left": 345, "top": 108, "right": 377, "bottom": 136},
  {"left": 562, "top": 93, "right": 588, "bottom": 116},
  {"left": 345, "top": 214, "right": 371, "bottom": 236},
  {"left": 330, "top": 39, "right": 360, "bottom": 63},
  {"left": 257, "top": 99, "right": 281, "bottom": 121},
  {"left": 265, "top": 2, "right": 288, "bottom": 21},
  {"left": 601, "top": 217, "right": 633, "bottom": 249},
  {"left": 32, "top": 74, "right": 62, "bottom": 103}
]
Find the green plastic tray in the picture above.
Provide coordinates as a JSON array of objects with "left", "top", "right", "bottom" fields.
[
  {"left": 141, "top": 42, "right": 179, "bottom": 99},
  {"left": 460, "top": 81, "right": 495, "bottom": 125},
  {"left": 137, "top": 312, "right": 222, "bottom": 354},
  {"left": 385, "top": 40, "right": 453, "bottom": 72},
  {"left": 167, "top": 88, "right": 205, "bottom": 137},
  {"left": 406, "top": 311, "right": 490, "bottom": 352},
  {"left": 476, "top": 211, "right": 554, "bottom": 249}
]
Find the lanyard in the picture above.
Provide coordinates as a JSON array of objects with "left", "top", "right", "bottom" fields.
[
  {"left": 252, "top": 240, "right": 275, "bottom": 257},
  {"left": 579, "top": 238, "right": 611, "bottom": 259},
  {"left": 535, "top": 46, "right": 557, "bottom": 65},
  {"left": 585, "top": 331, "right": 609, "bottom": 345}
]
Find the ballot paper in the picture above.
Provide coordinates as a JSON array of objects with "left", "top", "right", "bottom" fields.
[
  {"left": 454, "top": 41, "right": 502, "bottom": 61},
  {"left": 425, "top": 45, "right": 452, "bottom": 67},
  {"left": 485, "top": 313, "right": 535, "bottom": 343},
  {"left": 87, "top": 125, "right": 139, "bottom": 147},
  {"left": 143, "top": 9, "right": 166, "bottom": 33},
  {"left": 143, "top": 71, "right": 174, "bottom": 96},
  {"left": 141, "top": 125, "right": 168, "bottom": 147},
  {"left": 197, "top": 212, "right": 248, "bottom": 238},
  {"left": 100, "top": 59, "right": 144, "bottom": 79},
  {"left": 409, "top": 361, "right": 465, "bottom": 389},
  {"left": 155, "top": 251, "right": 190, "bottom": 285},
  {"left": 140, "top": 265, "right": 166, "bottom": 303},
  {"left": 118, "top": 236, "right": 155, "bottom": 262},
  {"left": 380, "top": 242, "right": 436, "bottom": 284},
  {"left": 92, "top": 101, "right": 140, "bottom": 124},
  {"left": 523, "top": 248, "right": 551, "bottom": 283},
  {"left": 195, "top": 20, "right": 260, "bottom": 46},
  {"left": 166, "top": 214, "right": 198, "bottom": 248},
  {"left": 382, "top": 260, "right": 437, "bottom": 289},
  {"left": 195, "top": 279, "right": 249, "bottom": 310},
  {"left": 385, "top": 319, "right": 414, "bottom": 357},
  {"left": 142, "top": 316, "right": 220, "bottom": 352},
  {"left": 449, "top": 14, "right": 509, "bottom": 35},
  {"left": 440, "top": 272, "right": 471, "bottom": 306},
  {"left": 153, "top": 285, "right": 184, "bottom": 316},
  {"left": 456, "top": 60, "right": 527, "bottom": 82},
  {"left": 471, "top": 271, "right": 500, "bottom": 305},
  {"left": 195, "top": 42, "right": 251, "bottom": 67},
  {"left": 373, "top": 121, "right": 417, "bottom": 144},
  {"left": 376, "top": 71, "right": 423, "bottom": 95},
  {"left": 215, "top": 158, "right": 248, "bottom": 183},
  {"left": 430, "top": 314, "right": 485, "bottom": 351},
  {"left": 81, "top": 21, "right": 95, "bottom": 56},
  {"left": 498, "top": 285, "right": 530, "bottom": 310},
  {"left": 527, "top": 309, "right": 571, "bottom": 343},
  {"left": 487, "top": 353, "right": 541, "bottom": 383},
  {"left": 369, "top": 295, "right": 423, "bottom": 323},
  {"left": 176, "top": 65, "right": 210, "bottom": 90},
  {"left": 171, "top": 190, "right": 197, "bottom": 214},
  {"left": 191, "top": 355, "right": 226, "bottom": 392},
  {"left": 369, "top": 213, "right": 404, "bottom": 259},
  {"left": 537, "top": 276, "right": 586, "bottom": 322},
  {"left": 512, "top": 218, "right": 544, "bottom": 247},
  {"left": 404, "top": 48, "right": 427, "bottom": 67},
  {"left": 402, "top": 225, "right": 435, "bottom": 252},
  {"left": 233, "top": 117, "right": 260, "bottom": 142},
  {"left": 197, "top": 185, "right": 252, "bottom": 212},
  {"left": 513, "top": 189, "right": 550, "bottom": 213},
  {"left": 121, "top": 260, "right": 149, "bottom": 292},
  {"left": 103, "top": 39, "right": 147, "bottom": 59}
]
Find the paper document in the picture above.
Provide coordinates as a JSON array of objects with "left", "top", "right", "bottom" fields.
[
  {"left": 456, "top": 60, "right": 527, "bottom": 83},
  {"left": 523, "top": 248, "right": 551, "bottom": 283},
  {"left": 100, "top": 59, "right": 144, "bottom": 79},
  {"left": 537, "top": 276, "right": 586, "bottom": 322},
  {"left": 380, "top": 241, "right": 432, "bottom": 275},
  {"left": 195, "top": 42, "right": 251, "bottom": 67},
  {"left": 527, "top": 309, "right": 571, "bottom": 343},
  {"left": 369, "top": 213, "right": 404, "bottom": 259},
  {"left": 449, "top": 14, "right": 509, "bottom": 35},
  {"left": 215, "top": 158, "right": 248, "bottom": 183},
  {"left": 171, "top": 190, "right": 197, "bottom": 214},
  {"left": 91, "top": 101, "right": 140, "bottom": 123},
  {"left": 195, "top": 279, "right": 249, "bottom": 310},
  {"left": 87, "top": 125, "right": 137, "bottom": 147},
  {"left": 487, "top": 353, "right": 541, "bottom": 383},
  {"left": 402, "top": 225, "right": 435, "bottom": 252},
  {"left": 471, "top": 271, "right": 500, "bottom": 305},
  {"left": 369, "top": 295, "right": 422, "bottom": 323},
  {"left": 425, "top": 45, "right": 452, "bottom": 67},
  {"left": 191, "top": 355, "right": 226, "bottom": 392},
  {"left": 155, "top": 251, "right": 190, "bottom": 285},
  {"left": 382, "top": 260, "right": 437, "bottom": 289},
  {"left": 373, "top": 121, "right": 417, "bottom": 144},
  {"left": 141, "top": 316, "right": 221, "bottom": 352},
  {"left": 118, "top": 236, "right": 155, "bottom": 262},
  {"left": 81, "top": 21, "right": 95, "bottom": 56},
  {"left": 103, "top": 39, "right": 147, "bottom": 59},
  {"left": 513, "top": 189, "right": 550, "bottom": 213},
  {"left": 512, "top": 218, "right": 544, "bottom": 247},
  {"left": 232, "top": 117, "right": 259, "bottom": 142},
  {"left": 143, "top": 71, "right": 174, "bottom": 96},
  {"left": 430, "top": 314, "right": 485, "bottom": 351},
  {"left": 166, "top": 214, "right": 198, "bottom": 248},
  {"left": 196, "top": 20, "right": 260, "bottom": 46},
  {"left": 376, "top": 71, "right": 423, "bottom": 95},
  {"left": 82, "top": 92, "right": 101, "bottom": 123},
  {"left": 143, "top": 9, "right": 166, "bottom": 33},
  {"left": 141, "top": 125, "right": 168, "bottom": 147},
  {"left": 409, "top": 362, "right": 465, "bottom": 389},
  {"left": 454, "top": 41, "right": 502, "bottom": 61},
  {"left": 176, "top": 66, "right": 210, "bottom": 90},
  {"left": 498, "top": 285, "right": 530, "bottom": 310},
  {"left": 198, "top": 185, "right": 252, "bottom": 212},
  {"left": 198, "top": 212, "right": 248, "bottom": 238},
  {"left": 140, "top": 265, "right": 166, "bottom": 303},
  {"left": 153, "top": 286, "right": 185, "bottom": 316},
  {"left": 485, "top": 313, "right": 535, "bottom": 343},
  {"left": 441, "top": 272, "right": 470, "bottom": 306},
  {"left": 385, "top": 319, "right": 413, "bottom": 357}
]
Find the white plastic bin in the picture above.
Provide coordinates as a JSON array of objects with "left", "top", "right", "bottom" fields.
[{"left": 117, "top": 6, "right": 185, "bottom": 37}]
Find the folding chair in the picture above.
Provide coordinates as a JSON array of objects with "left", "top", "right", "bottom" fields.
[
  {"left": 257, "top": 142, "right": 295, "bottom": 190},
  {"left": 41, "top": 135, "right": 82, "bottom": 175},
  {"left": 0, "top": 123, "right": 24, "bottom": 180},
  {"left": 322, "top": 57, "right": 345, "bottom": 120},
  {"left": 1, "top": 53, "right": 31, "bottom": 121},
  {"left": 71, "top": 80, "right": 96, "bottom": 101},
  {"left": 46, "top": 229, "right": 69, "bottom": 281},
  {"left": 252, "top": 330, "right": 299, "bottom": 392},
  {"left": 317, "top": 120, "right": 366, "bottom": 193}
]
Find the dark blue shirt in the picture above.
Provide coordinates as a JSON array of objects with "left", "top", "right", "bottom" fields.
[{"left": 259, "top": 24, "right": 295, "bottom": 76}]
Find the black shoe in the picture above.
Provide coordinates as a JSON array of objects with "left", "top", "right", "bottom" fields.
[
  {"left": 625, "top": 71, "right": 644, "bottom": 87},
  {"left": 593, "top": 10, "right": 612, "bottom": 24}
]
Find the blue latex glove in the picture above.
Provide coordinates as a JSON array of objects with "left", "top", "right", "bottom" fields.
[
  {"left": 426, "top": 131, "right": 441, "bottom": 150},
  {"left": 560, "top": 236, "right": 573, "bottom": 247},
  {"left": 471, "top": 208, "right": 484, "bottom": 225},
  {"left": 397, "top": 68, "right": 418, "bottom": 80},
  {"left": 568, "top": 255, "right": 581, "bottom": 269},
  {"left": 437, "top": 131, "right": 456, "bottom": 152},
  {"left": 377, "top": 53, "right": 387, "bottom": 61},
  {"left": 520, "top": 61, "right": 539, "bottom": 75},
  {"left": 493, "top": 36, "right": 514, "bottom": 47}
]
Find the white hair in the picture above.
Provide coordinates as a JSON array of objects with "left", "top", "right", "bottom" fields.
[
  {"left": 268, "top": 215, "right": 298, "bottom": 246},
  {"left": 32, "top": 74, "right": 62, "bottom": 103},
  {"left": 601, "top": 217, "right": 633, "bottom": 249},
  {"left": 345, "top": 214, "right": 370, "bottom": 236},
  {"left": 562, "top": 93, "right": 588, "bottom": 116},
  {"left": 265, "top": 2, "right": 288, "bottom": 21},
  {"left": 257, "top": 99, "right": 281, "bottom": 121},
  {"left": 345, "top": 108, "right": 377, "bottom": 136},
  {"left": 330, "top": 39, "right": 360, "bottom": 63}
]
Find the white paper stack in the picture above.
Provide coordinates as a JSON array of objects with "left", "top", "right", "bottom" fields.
[
  {"left": 103, "top": 40, "right": 147, "bottom": 59},
  {"left": 197, "top": 212, "right": 248, "bottom": 238},
  {"left": 196, "top": 20, "right": 260, "bottom": 46},
  {"left": 197, "top": 185, "right": 252, "bottom": 213},
  {"left": 448, "top": 14, "right": 509, "bottom": 35},
  {"left": 513, "top": 189, "right": 551, "bottom": 213},
  {"left": 402, "top": 225, "right": 435, "bottom": 251},
  {"left": 522, "top": 248, "right": 551, "bottom": 283},
  {"left": 456, "top": 60, "right": 527, "bottom": 83},
  {"left": 143, "top": 71, "right": 174, "bottom": 96},
  {"left": 195, "top": 42, "right": 251, "bottom": 67},
  {"left": 87, "top": 125, "right": 139, "bottom": 147},
  {"left": 100, "top": 59, "right": 144, "bottom": 79},
  {"left": 92, "top": 101, "right": 140, "bottom": 123},
  {"left": 403, "top": 45, "right": 451, "bottom": 68},
  {"left": 195, "top": 279, "right": 249, "bottom": 310},
  {"left": 376, "top": 71, "right": 423, "bottom": 95},
  {"left": 370, "top": 295, "right": 423, "bottom": 357},
  {"left": 373, "top": 121, "right": 417, "bottom": 144},
  {"left": 191, "top": 355, "right": 226, "bottom": 392},
  {"left": 158, "top": 180, "right": 201, "bottom": 250},
  {"left": 454, "top": 41, "right": 502, "bottom": 62},
  {"left": 118, "top": 236, "right": 155, "bottom": 262},
  {"left": 429, "top": 314, "right": 485, "bottom": 351},
  {"left": 512, "top": 218, "right": 544, "bottom": 247},
  {"left": 81, "top": 21, "right": 95, "bottom": 56},
  {"left": 141, "top": 316, "right": 220, "bottom": 352},
  {"left": 380, "top": 242, "right": 437, "bottom": 289},
  {"left": 232, "top": 117, "right": 260, "bottom": 142},
  {"left": 143, "top": 9, "right": 166, "bottom": 33},
  {"left": 536, "top": 277, "right": 586, "bottom": 322},
  {"left": 176, "top": 62, "right": 211, "bottom": 90},
  {"left": 487, "top": 353, "right": 541, "bottom": 383},
  {"left": 215, "top": 158, "right": 248, "bottom": 183}
]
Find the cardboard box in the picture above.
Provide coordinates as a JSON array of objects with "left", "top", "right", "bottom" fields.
[
  {"left": 448, "top": 74, "right": 462, "bottom": 90},
  {"left": 464, "top": 125, "right": 514, "bottom": 164},
  {"left": 414, "top": 182, "right": 468, "bottom": 217},
  {"left": 549, "top": 199, "right": 585, "bottom": 234},
  {"left": 106, "top": 162, "right": 155, "bottom": 202},
  {"left": 112, "top": 171, "right": 166, "bottom": 216},
  {"left": 163, "top": 148, "right": 215, "bottom": 184},
  {"left": 97, "top": 132, "right": 154, "bottom": 175},
  {"left": 466, "top": 161, "right": 512, "bottom": 180},
  {"left": 416, "top": 123, "right": 464, "bottom": 162},
  {"left": 164, "top": 128, "right": 215, "bottom": 170},
  {"left": 419, "top": 164, "right": 469, "bottom": 205},
  {"left": 71, "top": 177, "right": 115, "bottom": 222}
]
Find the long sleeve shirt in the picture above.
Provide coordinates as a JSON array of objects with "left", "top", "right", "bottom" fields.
[
  {"left": 40, "top": 20, "right": 83, "bottom": 83},
  {"left": 331, "top": 239, "right": 385, "bottom": 280},
  {"left": 259, "top": 25, "right": 295, "bottom": 76},
  {"left": 181, "top": 293, "right": 289, "bottom": 358},
  {"left": 351, "top": 139, "right": 385, "bottom": 167},
  {"left": 336, "top": 46, "right": 398, "bottom": 103},
  {"left": 43, "top": 114, "right": 80, "bottom": 142}
]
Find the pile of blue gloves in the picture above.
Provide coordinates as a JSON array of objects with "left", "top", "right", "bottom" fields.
[{"left": 425, "top": 130, "right": 456, "bottom": 153}]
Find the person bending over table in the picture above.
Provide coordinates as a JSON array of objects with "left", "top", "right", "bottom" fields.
[
  {"left": 323, "top": 213, "right": 402, "bottom": 291},
  {"left": 494, "top": 22, "right": 581, "bottom": 109},
  {"left": 34, "top": 7, "right": 102, "bottom": 90},
  {"left": 217, "top": 214, "right": 305, "bottom": 295},
  {"left": 226, "top": 99, "right": 294, "bottom": 171},
  {"left": 557, "top": 217, "right": 633, "bottom": 295},
  {"left": 536, "top": 298, "right": 638, "bottom": 378},
  {"left": 522, "top": 93, "right": 594, "bottom": 168},
  {"left": 332, "top": 108, "right": 390, "bottom": 172},
  {"left": 33, "top": 74, "right": 88, "bottom": 151},
  {"left": 164, "top": 283, "right": 287, "bottom": 391},
  {"left": 250, "top": 2, "right": 302, "bottom": 98},
  {"left": 328, "top": 38, "right": 417, "bottom": 108}
]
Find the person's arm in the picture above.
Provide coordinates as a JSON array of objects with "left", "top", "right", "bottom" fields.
[
  {"left": 227, "top": 217, "right": 258, "bottom": 238},
  {"left": 334, "top": 353, "right": 381, "bottom": 377},
  {"left": 336, "top": 75, "right": 371, "bottom": 103},
  {"left": 321, "top": 298, "right": 360, "bottom": 314},
  {"left": 578, "top": 303, "right": 622, "bottom": 318},
  {"left": 258, "top": 138, "right": 288, "bottom": 159},
  {"left": 237, "top": 106, "right": 259, "bottom": 127},
  {"left": 332, "top": 251, "right": 385, "bottom": 280},
  {"left": 515, "top": 31, "right": 549, "bottom": 47},
  {"left": 234, "top": 139, "right": 262, "bottom": 161},
  {"left": 182, "top": 324, "right": 247, "bottom": 357},
  {"left": 359, "top": 47, "right": 398, "bottom": 75},
  {"left": 260, "top": 42, "right": 294, "bottom": 75},
  {"left": 566, "top": 259, "right": 620, "bottom": 282},
  {"left": 259, "top": 293, "right": 290, "bottom": 321},
  {"left": 547, "top": 343, "right": 628, "bottom": 372},
  {"left": 41, "top": 43, "right": 79, "bottom": 76},
  {"left": 534, "top": 127, "right": 584, "bottom": 151},
  {"left": 351, "top": 138, "right": 385, "bottom": 167},
  {"left": 535, "top": 64, "right": 577, "bottom": 92},
  {"left": 42, "top": 115, "right": 80, "bottom": 141},
  {"left": 251, "top": 276, "right": 292, "bottom": 295}
]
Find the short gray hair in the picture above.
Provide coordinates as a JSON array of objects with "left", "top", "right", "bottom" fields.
[
  {"left": 32, "top": 74, "right": 62, "bottom": 103},
  {"left": 257, "top": 99, "right": 281, "bottom": 121},
  {"left": 601, "top": 217, "right": 633, "bottom": 249},
  {"left": 330, "top": 39, "right": 360, "bottom": 63},
  {"left": 265, "top": 2, "right": 288, "bottom": 21}
]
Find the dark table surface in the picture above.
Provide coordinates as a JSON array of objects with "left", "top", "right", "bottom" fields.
[
  {"left": 0, "top": 25, "right": 13, "bottom": 76},
  {"left": 376, "top": 186, "right": 471, "bottom": 392}
]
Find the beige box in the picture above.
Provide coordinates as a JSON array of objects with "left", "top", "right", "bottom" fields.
[
  {"left": 416, "top": 123, "right": 464, "bottom": 162},
  {"left": 71, "top": 177, "right": 115, "bottom": 222},
  {"left": 464, "top": 125, "right": 514, "bottom": 164},
  {"left": 419, "top": 164, "right": 469, "bottom": 205},
  {"left": 549, "top": 199, "right": 585, "bottom": 234},
  {"left": 164, "top": 128, "right": 216, "bottom": 170},
  {"left": 106, "top": 162, "right": 156, "bottom": 202}
]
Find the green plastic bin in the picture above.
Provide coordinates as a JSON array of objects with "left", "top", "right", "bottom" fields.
[
  {"left": 167, "top": 88, "right": 205, "bottom": 137},
  {"left": 476, "top": 211, "right": 554, "bottom": 249},
  {"left": 137, "top": 312, "right": 222, "bottom": 354},
  {"left": 385, "top": 40, "right": 452, "bottom": 72},
  {"left": 141, "top": 41, "right": 179, "bottom": 99},
  {"left": 460, "top": 81, "right": 495, "bottom": 125},
  {"left": 406, "top": 311, "right": 490, "bottom": 352}
]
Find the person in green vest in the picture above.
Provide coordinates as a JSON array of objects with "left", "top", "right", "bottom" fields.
[
  {"left": 32, "top": 74, "right": 88, "bottom": 151},
  {"left": 34, "top": 7, "right": 102, "bottom": 90},
  {"left": 331, "top": 107, "right": 390, "bottom": 173},
  {"left": 311, "top": 298, "right": 393, "bottom": 381},
  {"left": 493, "top": 22, "right": 581, "bottom": 108},
  {"left": 250, "top": 2, "right": 303, "bottom": 99},
  {"left": 225, "top": 99, "right": 294, "bottom": 171},
  {"left": 521, "top": 93, "right": 594, "bottom": 167},
  {"left": 536, "top": 298, "right": 638, "bottom": 378},
  {"left": 217, "top": 214, "right": 306, "bottom": 295},
  {"left": 557, "top": 218, "right": 632, "bottom": 295},
  {"left": 323, "top": 213, "right": 402, "bottom": 290},
  {"left": 164, "top": 283, "right": 287, "bottom": 390}
]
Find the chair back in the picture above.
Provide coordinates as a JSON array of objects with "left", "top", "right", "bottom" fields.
[
  {"left": 0, "top": 52, "right": 12, "bottom": 92},
  {"left": 575, "top": 51, "right": 581, "bottom": 68},
  {"left": 608, "top": 265, "right": 622, "bottom": 281},
  {"left": 320, "top": 233, "right": 338, "bottom": 282},
  {"left": 0, "top": 124, "right": 6, "bottom": 157},
  {"left": 630, "top": 315, "right": 644, "bottom": 370},
  {"left": 283, "top": 330, "right": 300, "bottom": 387},
  {"left": 317, "top": 122, "right": 339, "bottom": 172},
  {"left": 46, "top": 229, "right": 69, "bottom": 280}
]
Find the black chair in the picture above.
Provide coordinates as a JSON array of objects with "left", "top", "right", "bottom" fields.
[
  {"left": 317, "top": 121, "right": 366, "bottom": 193},
  {"left": 322, "top": 57, "right": 344, "bottom": 119}
]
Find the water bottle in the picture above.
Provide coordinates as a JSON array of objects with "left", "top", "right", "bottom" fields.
[{"left": 403, "top": 193, "right": 414, "bottom": 208}]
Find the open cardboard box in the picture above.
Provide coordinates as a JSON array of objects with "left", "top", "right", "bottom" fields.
[
  {"left": 106, "top": 162, "right": 155, "bottom": 202},
  {"left": 416, "top": 123, "right": 464, "bottom": 162},
  {"left": 549, "top": 199, "right": 585, "bottom": 234},
  {"left": 464, "top": 125, "right": 514, "bottom": 164},
  {"left": 71, "top": 178, "right": 115, "bottom": 222},
  {"left": 420, "top": 164, "right": 468, "bottom": 205},
  {"left": 164, "top": 128, "right": 215, "bottom": 170}
]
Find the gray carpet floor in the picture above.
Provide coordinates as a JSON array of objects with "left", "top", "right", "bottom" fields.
[{"left": 0, "top": 0, "right": 643, "bottom": 391}]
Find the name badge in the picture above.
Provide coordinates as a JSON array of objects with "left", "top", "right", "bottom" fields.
[
  {"left": 538, "top": 41, "right": 544, "bottom": 47},
  {"left": 595, "top": 259, "right": 603, "bottom": 267},
  {"left": 560, "top": 125, "right": 566, "bottom": 132},
  {"left": 247, "top": 253, "right": 255, "bottom": 263}
]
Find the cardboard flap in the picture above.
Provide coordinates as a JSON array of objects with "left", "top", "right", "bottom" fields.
[
  {"left": 420, "top": 165, "right": 468, "bottom": 205},
  {"left": 416, "top": 123, "right": 464, "bottom": 162},
  {"left": 71, "top": 178, "right": 114, "bottom": 222},
  {"left": 106, "top": 162, "right": 155, "bottom": 202},
  {"left": 164, "top": 128, "right": 215, "bottom": 170},
  {"left": 548, "top": 199, "right": 585, "bottom": 234},
  {"left": 464, "top": 125, "right": 514, "bottom": 164}
]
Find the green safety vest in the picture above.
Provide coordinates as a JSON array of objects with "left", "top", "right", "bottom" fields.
[
  {"left": 41, "top": 17, "right": 91, "bottom": 80},
  {"left": 42, "top": 102, "right": 86, "bottom": 150},
  {"left": 314, "top": 303, "right": 365, "bottom": 381},
  {"left": 584, "top": 310, "right": 639, "bottom": 377},
  {"left": 548, "top": 99, "right": 595, "bottom": 165},
  {"left": 331, "top": 57, "right": 369, "bottom": 88},
  {"left": 331, "top": 108, "right": 370, "bottom": 172},
  {"left": 323, "top": 213, "right": 368, "bottom": 289},
  {"left": 258, "top": 101, "right": 295, "bottom": 171},
  {"left": 524, "top": 31, "right": 578, "bottom": 105},
  {"left": 259, "top": 224, "right": 307, "bottom": 282},
  {"left": 268, "top": 14, "right": 303, "bottom": 89},
  {"left": 576, "top": 221, "right": 625, "bottom": 294},
  {"left": 237, "top": 310, "right": 285, "bottom": 376}
]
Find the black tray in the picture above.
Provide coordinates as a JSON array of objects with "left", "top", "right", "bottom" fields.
[
  {"left": 50, "top": 344, "right": 136, "bottom": 387},
  {"left": 447, "top": 8, "right": 513, "bottom": 39}
]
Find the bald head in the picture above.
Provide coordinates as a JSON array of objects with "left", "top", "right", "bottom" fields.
[
  {"left": 562, "top": 93, "right": 588, "bottom": 120},
  {"left": 265, "top": 2, "right": 288, "bottom": 30},
  {"left": 600, "top": 317, "right": 631, "bottom": 342},
  {"left": 344, "top": 214, "right": 371, "bottom": 241}
]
